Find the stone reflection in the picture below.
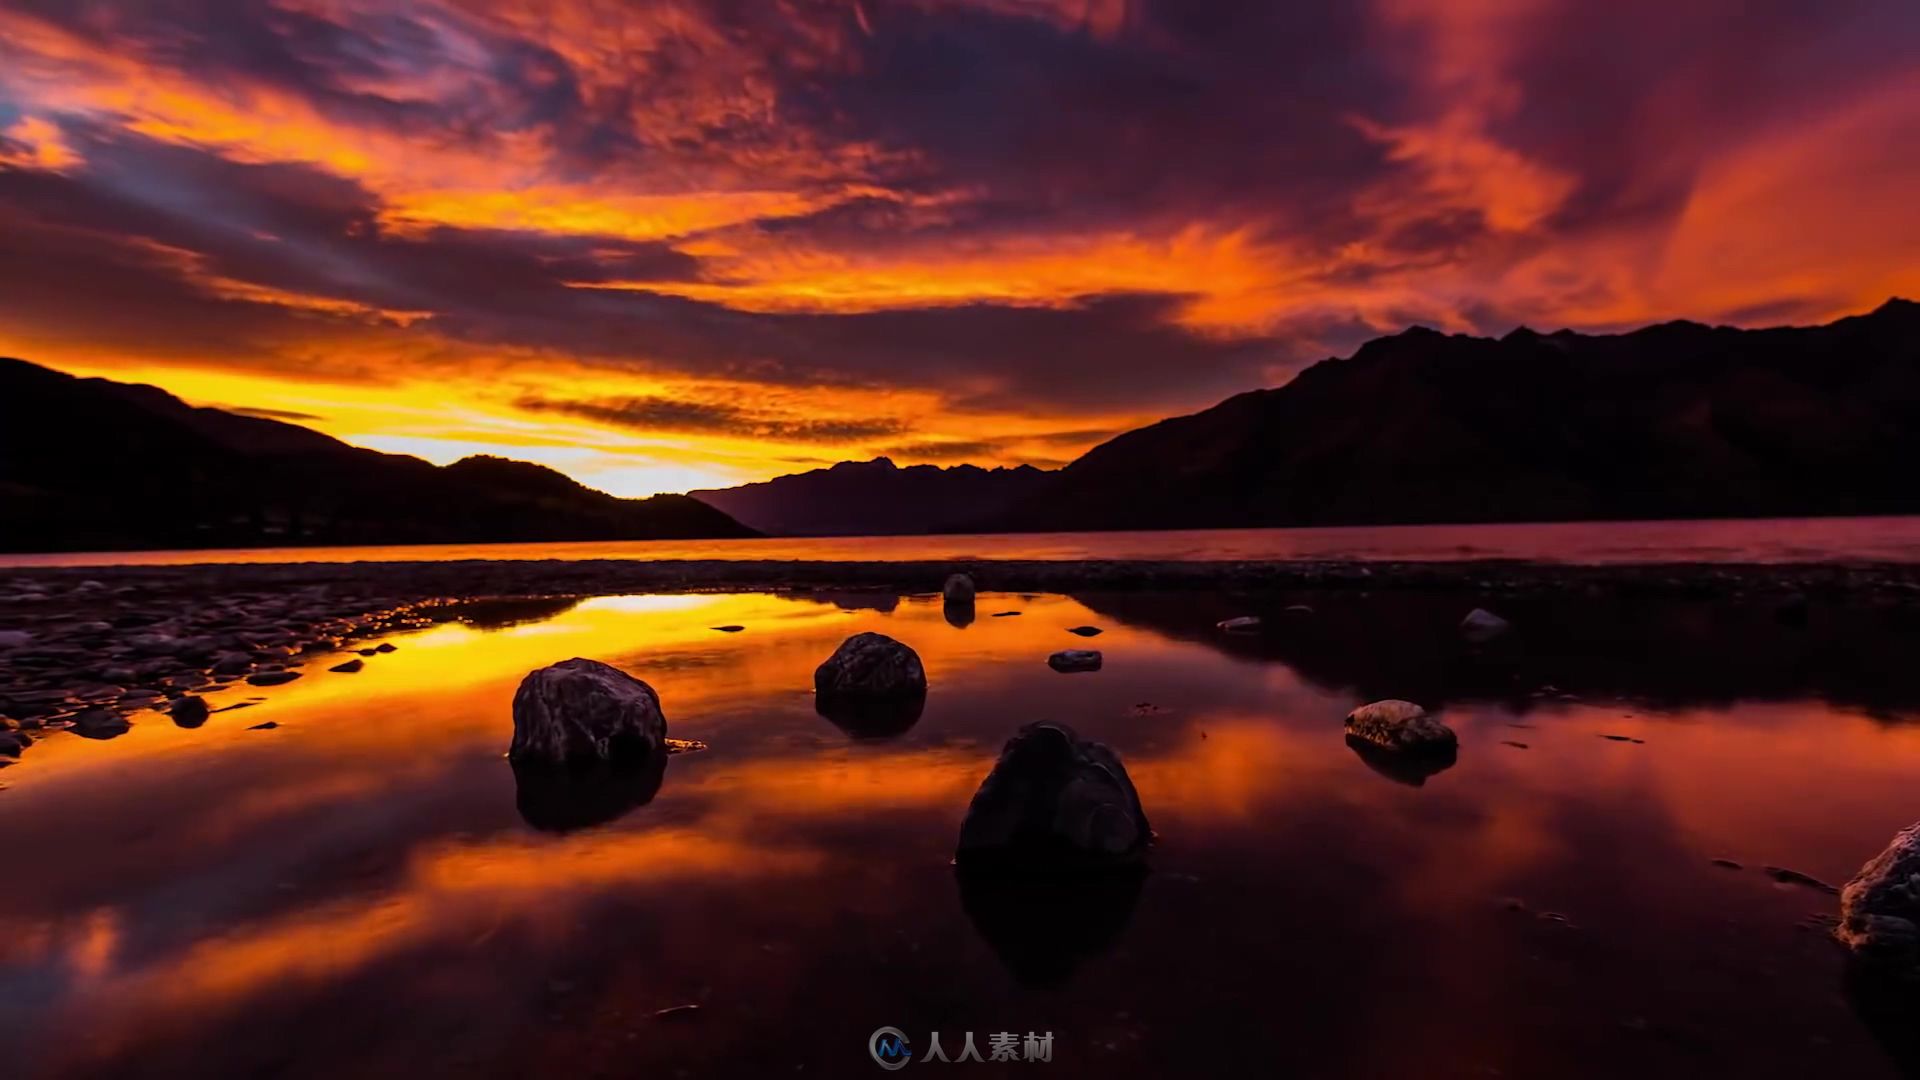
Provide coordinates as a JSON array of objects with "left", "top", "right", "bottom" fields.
[
  {"left": 815, "top": 694, "right": 927, "bottom": 739},
  {"left": 957, "top": 868, "right": 1144, "bottom": 986},
  {"left": 1344, "top": 735, "right": 1457, "bottom": 787},
  {"left": 511, "top": 754, "right": 666, "bottom": 833},
  {"left": 943, "top": 598, "right": 976, "bottom": 628}
]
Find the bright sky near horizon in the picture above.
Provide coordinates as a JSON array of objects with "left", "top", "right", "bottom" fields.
[{"left": 2, "top": 0, "right": 1917, "bottom": 495}]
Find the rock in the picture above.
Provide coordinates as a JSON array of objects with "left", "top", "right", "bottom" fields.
[
  {"left": 1282, "top": 604, "right": 1315, "bottom": 617},
  {"left": 1065, "top": 625, "right": 1103, "bottom": 637},
  {"left": 1216, "top": 616, "right": 1261, "bottom": 633},
  {"left": 814, "top": 633, "right": 926, "bottom": 701},
  {"left": 1710, "top": 858, "right": 1744, "bottom": 870},
  {"left": 248, "top": 721, "right": 280, "bottom": 731},
  {"left": 1838, "top": 822, "right": 1920, "bottom": 977},
  {"left": 71, "top": 709, "right": 130, "bottom": 739},
  {"left": 0, "top": 731, "right": 29, "bottom": 757},
  {"left": 943, "top": 573, "right": 976, "bottom": 605},
  {"left": 991, "top": 611, "right": 1022, "bottom": 617},
  {"left": 211, "top": 652, "right": 253, "bottom": 676},
  {"left": 246, "top": 671, "right": 303, "bottom": 687},
  {"left": 654, "top": 1004, "right": 703, "bottom": 1021},
  {"left": 710, "top": 625, "right": 745, "bottom": 633},
  {"left": 329, "top": 658, "right": 365, "bottom": 673},
  {"left": 1344, "top": 699, "right": 1457, "bottom": 754},
  {"left": 955, "top": 721, "right": 1151, "bottom": 872},
  {"left": 357, "top": 648, "right": 380, "bottom": 656},
  {"left": 169, "top": 696, "right": 210, "bottom": 728},
  {"left": 1765, "top": 866, "right": 1838, "bottom": 893},
  {"left": 1047, "top": 650, "right": 1103, "bottom": 673},
  {"left": 1461, "top": 607, "right": 1512, "bottom": 643},
  {"left": 509, "top": 658, "right": 667, "bottom": 765},
  {"left": 374, "top": 643, "right": 397, "bottom": 653}
]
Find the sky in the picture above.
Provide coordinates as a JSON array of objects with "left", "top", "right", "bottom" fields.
[{"left": 2, "top": 0, "right": 1917, "bottom": 497}]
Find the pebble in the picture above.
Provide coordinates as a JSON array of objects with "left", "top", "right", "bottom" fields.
[
  {"left": 1065, "top": 625, "right": 1103, "bottom": 637},
  {"left": 328, "top": 658, "right": 365, "bottom": 673}
]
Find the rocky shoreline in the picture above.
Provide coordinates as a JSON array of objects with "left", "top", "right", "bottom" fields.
[{"left": 4, "top": 556, "right": 1919, "bottom": 758}]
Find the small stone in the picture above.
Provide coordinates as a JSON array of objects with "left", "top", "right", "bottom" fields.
[
  {"left": 169, "top": 696, "right": 210, "bottom": 728},
  {"left": 1598, "top": 734, "right": 1645, "bottom": 744},
  {"left": 1500, "top": 740, "right": 1530, "bottom": 749},
  {"left": 1461, "top": 607, "right": 1512, "bottom": 643},
  {"left": 1065, "top": 625, "right": 1103, "bottom": 637},
  {"left": 210, "top": 652, "right": 253, "bottom": 676},
  {"left": 1047, "top": 649, "right": 1103, "bottom": 673},
  {"left": 1710, "top": 858, "right": 1743, "bottom": 870},
  {"left": 653, "top": 1005, "right": 702, "bottom": 1021},
  {"left": 71, "top": 709, "right": 131, "bottom": 739},
  {"left": 991, "top": 611, "right": 1021, "bottom": 617},
  {"left": 710, "top": 625, "right": 745, "bottom": 633},
  {"left": 943, "top": 573, "right": 976, "bottom": 605},
  {"left": 248, "top": 721, "right": 280, "bottom": 731},
  {"left": 1344, "top": 699, "right": 1457, "bottom": 754},
  {"left": 1216, "top": 616, "right": 1261, "bottom": 633},
  {"left": 374, "top": 643, "right": 397, "bottom": 653},
  {"left": 328, "top": 658, "right": 365, "bottom": 673},
  {"left": 247, "top": 671, "right": 303, "bottom": 687}
]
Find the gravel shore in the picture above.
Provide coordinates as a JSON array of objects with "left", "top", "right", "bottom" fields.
[{"left": 3, "top": 556, "right": 1918, "bottom": 744}]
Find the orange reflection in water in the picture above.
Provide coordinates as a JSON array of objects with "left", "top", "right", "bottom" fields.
[{"left": 6, "top": 588, "right": 1920, "bottom": 1078}]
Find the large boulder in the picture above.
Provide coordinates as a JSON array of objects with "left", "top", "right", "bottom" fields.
[
  {"left": 814, "top": 633, "right": 926, "bottom": 701},
  {"left": 956, "top": 722, "right": 1151, "bottom": 871},
  {"left": 509, "top": 658, "right": 667, "bottom": 765},
  {"left": 1344, "top": 699, "right": 1457, "bottom": 754},
  {"left": 1838, "top": 822, "right": 1920, "bottom": 978}
]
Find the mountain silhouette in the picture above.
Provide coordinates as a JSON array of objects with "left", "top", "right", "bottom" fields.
[
  {"left": 0, "top": 358, "right": 757, "bottom": 552},
  {"left": 689, "top": 456, "right": 1054, "bottom": 536},
  {"left": 992, "top": 299, "right": 1920, "bottom": 530}
]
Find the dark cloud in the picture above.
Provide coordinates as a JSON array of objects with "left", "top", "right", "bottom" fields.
[{"left": 516, "top": 393, "right": 909, "bottom": 443}]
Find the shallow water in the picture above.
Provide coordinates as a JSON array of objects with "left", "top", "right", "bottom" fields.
[
  {"left": 9, "top": 514, "right": 1920, "bottom": 567},
  {"left": 4, "top": 589, "right": 1920, "bottom": 1078}
]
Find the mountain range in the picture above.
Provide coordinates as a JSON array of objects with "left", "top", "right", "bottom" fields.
[
  {"left": 688, "top": 458, "right": 1054, "bottom": 536},
  {"left": 989, "top": 298, "right": 1920, "bottom": 531},
  {"left": 9, "top": 299, "right": 1917, "bottom": 551},
  {"left": 0, "top": 358, "right": 756, "bottom": 553}
]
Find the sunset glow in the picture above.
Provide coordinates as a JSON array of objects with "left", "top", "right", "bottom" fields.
[{"left": 2, "top": 0, "right": 1917, "bottom": 494}]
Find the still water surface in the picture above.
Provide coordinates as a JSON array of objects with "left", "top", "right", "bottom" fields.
[
  {"left": 8, "top": 515, "right": 1920, "bottom": 567},
  {"left": 4, "top": 589, "right": 1920, "bottom": 1077}
]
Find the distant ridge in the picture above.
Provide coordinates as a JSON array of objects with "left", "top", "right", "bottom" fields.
[
  {"left": 0, "top": 358, "right": 758, "bottom": 553},
  {"left": 690, "top": 457, "right": 1055, "bottom": 536},
  {"left": 991, "top": 298, "right": 1920, "bottom": 531}
]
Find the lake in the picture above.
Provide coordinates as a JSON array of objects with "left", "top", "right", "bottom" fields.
[
  {"left": 3, "top": 586, "right": 1918, "bottom": 1077},
  {"left": 8, "top": 514, "right": 1920, "bottom": 568}
]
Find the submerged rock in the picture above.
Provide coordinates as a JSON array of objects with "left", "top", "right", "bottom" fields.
[
  {"left": 509, "top": 658, "right": 667, "bottom": 765},
  {"left": 1344, "top": 699, "right": 1457, "bottom": 754},
  {"left": 955, "top": 721, "right": 1151, "bottom": 871},
  {"left": 1461, "top": 607, "right": 1512, "bottom": 643},
  {"left": 943, "top": 573, "right": 976, "bottom": 605},
  {"left": 814, "top": 632, "right": 926, "bottom": 701},
  {"left": 815, "top": 692, "right": 926, "bottom": 740},
  {"left": 1047, "top": 649, "right": 1103, "bottom": 673},
  {"left": 1837, "top": 822, "right": 1920, "bottom": 978}
]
